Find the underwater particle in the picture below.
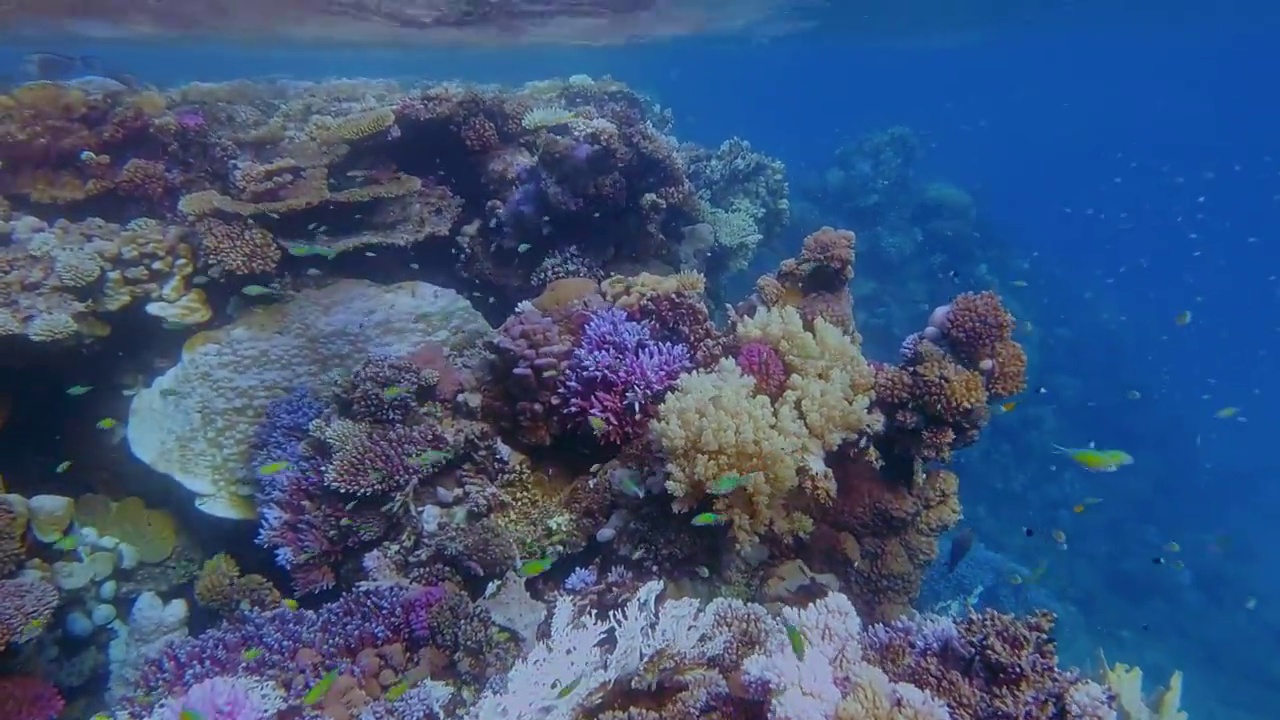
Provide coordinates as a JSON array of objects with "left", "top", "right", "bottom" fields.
[
  {"left": 1175, "top": 310, "right": 1192, "bottom": 325},
  {"left": 690, "top": 512, "right": 727, "bottom": 527},
  {"left": 1126, "top": 390, "right": 1142, "bottom": 400},
  {"left": 55, "top": 461, "right": 71, "bottom": 474},
  {"left": 1163, "top": 541, "right": 1181, "bottom": 553},
  {"left": 1245, "top": 596, "right": 1258, "bottom": 610},
  {"left": 1152, "top": 556, "right": 1165, "bottom": 565},
  {"left": 257, "top": 461, "right": 290, "bottom": 476},
  {"left": 65, "top": 385, "right": 93, "bottom": 396},
  {"left": 1051, "top": 528, "right": 1067, "bottom": 545},
  {"left": 1036, "top": 386, "right": 1049, "bottom": 394},
  {"left": 95, "top": 418, "right": 118, "bottom": 430}
]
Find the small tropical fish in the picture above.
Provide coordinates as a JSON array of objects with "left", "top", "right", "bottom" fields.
[
  {"left": 1072, "top": 504, "right": 1086, "bottom": 514},
  {"left": 241, "top": 647, "right": 263, "bottom": 661},
  {"left": 385, "top": 679, "right": 412, "bottom": 701},
  {"left": 1126, "top": 390, "right": 1142, "bottom": 400},
  {"left": 161, "top": 320, "right": 192, "bottom": 330},
  {"left": 612, "top": 469, "right": 644, "bottom": 498},
  {"left": 708, "top": 472, "right": 749, "bottom": 495},
  {"left": 1245, "top": 596, "right": 1258, "bottom": 610},
  {"left": 554, "top": 674, "right": 584, "bottom": 699},
  {"left": 287, "top": 245, "right": 337, "bottom": 259},
  {"left": 382, "top": 385, "right": 410, "bottom": 399},
  {"left": 281, "top": 598, "right": 299, "bottom": 611},
  {"left": 948, "top": 527, "right": 975, "bottom": 573},
  {"left": 159, "top": 387, "right": 183, "bottom": 399},
  {"left": 517, "top": 243, "right": 533, "bottom": 253},
  {"left": 1163, "top": 541, "right": 1181, "bottom": 553},
  {"left": 1170, "top": 559, "right": 1186, "bottom": 571},
  {"left": 303, "top": 670, "right": 339, "bottom": 705},
  {"left": 55, "top": 460, "right": 72, "bottom": 473},
  {"left": 519, "top": 557, "right": 555, "bottom": 578},
  {"left": 96, "top": 418, "right": 118, "bottom": 430},
  {"left": 258, "top": 461, "right": 290, "bottom": 476},
  {"left": 1051, "top": 529, "right": 1067, "bottom": 545},
  {"left": 1009, "top": 280, "right": 1029, "bottom": 287},
  {"left": 587, "top": 416, "right": 607, "bottom": 435},
  {"left": 52, "top": 534, "right": 79, "bottom": 551},
  {"left": 690, "top": 512, "right": 728, "bottom": 527},
  {"left": 1213, "top": 406, "right": 1240, "bottom": 419},
  {"left": 1052, "top": 444, "right": 1133, "bottom": 472},
  {"left": 1008, "top": 573, "right": 1024, "bottom": 585},
  {"left": 412, "top": 450, "right": 450, "bottom": 467},
  {"left": 65, "top": 385, "right": 93, "bottom": 396},
  {"left": 1174, "top": 310, "right": 1193, "bottom": 326},
  {"left": 784, "top": 623, "right": 805, "bottom": 661},
  {"left": 178, "top": 710, "right": 205, "bottom": 720},
  {"left": 995, "top": 401, "right": 1017, "bottom": 414},
  {"left": 240, "top": 284, "right": 278, "bottom": 297}
]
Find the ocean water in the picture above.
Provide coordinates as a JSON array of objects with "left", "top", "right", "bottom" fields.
[{"left": 0, "top": 2, "right": 1276, "bottom": 719}]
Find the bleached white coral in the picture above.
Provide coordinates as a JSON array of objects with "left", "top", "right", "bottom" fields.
[{"left": 522, "top": 105, "right": 576, "bottom": 129}]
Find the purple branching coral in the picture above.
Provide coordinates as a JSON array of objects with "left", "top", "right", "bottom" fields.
[
  {"left": 559, "top": 307, "right": 692, "bottom": 445},
  {"left": 404, "top": 585, "right": 446, "bottom": 640},
  {"left": 251, "top": 388, "right": 344, "bottom": 595},
  {"left": 124, "top": 586, "right": 416, "bottom": 716}
]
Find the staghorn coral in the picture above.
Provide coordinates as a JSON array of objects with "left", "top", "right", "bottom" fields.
[
  {"left": 150, "top": 675, "right": 286, "bottom": 720},
  {"left": 602, "top": 271, "right": 725, "bottom": 369},
  {"left": 341, "top": 353, "right": 440, "bottom": 424}
]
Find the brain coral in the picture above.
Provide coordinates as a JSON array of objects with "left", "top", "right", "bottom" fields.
[{"left": 126, "top": 279, "right": 494, "bottom": 520}]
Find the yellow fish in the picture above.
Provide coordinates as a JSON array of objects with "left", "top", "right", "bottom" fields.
[
  {"left": 303, "top": 670, "right": 338, "bottom": 705},
  {"left": 281, "top": 598, "right": 299, "bottom": 611},
  {"left": 995, "top": 401, "right": 1017, "bottom": 414},
  {"left": 1175, "top": 310, "right": 1192, "bottom": 326},
  {"left": 257, "top": 461, "right": 290, "bottom": 476},
  {"left": 518, "top": 557, "right": 555, "bottom": 578},
  {"left": 95, "top": 417, "right": 118, "bottom": 430},
  {"left": 1163, "top": 541, "right": 1181, "bottom": 553},
  {"left": 1213, "top": 406, "right": 1240, "bottom": 419},
  {"left": 1052, "top": 444, "right": 1133, "bottom": 472}
]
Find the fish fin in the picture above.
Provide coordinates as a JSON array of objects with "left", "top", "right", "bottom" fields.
[
  {"left": 1088, "top": 440, "right": 1096, "bottom": 448},
  {"left": 1050, "top": 444, "right": 1069, "bottom": 454}
]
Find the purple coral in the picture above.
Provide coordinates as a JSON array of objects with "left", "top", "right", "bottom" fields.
[
  {"left": 403, "top": 585, "right": 446, "bottom": 640},
  {"left": 492, "top": 309, "right": 574, "bottom": 446},
  {"left": 559, "top": 307, "right": 692, "bottom": 445},
  {"left": 251, "top": 388, "right": 344, "bottom": 595},
  {"left": 125, "top": 585, "right": 415, "bottom": 715}
]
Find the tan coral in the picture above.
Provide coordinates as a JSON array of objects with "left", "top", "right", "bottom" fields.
[{"left": 194, "top": 217, "right": 281, "bottom": 275}]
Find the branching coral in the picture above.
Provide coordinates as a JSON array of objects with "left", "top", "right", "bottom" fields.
[
  {"left": 558, "top": 307, "right": 691, "bottom": 445},
  {"left": 751, "top": 226, "right": 857, "bottom": 333},
  {"left": 602, "top": 271, "right": 724, "bottom": 369},
  {"left": 928, "top": 291, "right": 1028, "bottom": 399},
  {"left": 0, "top": 676, "right": 65, "bottom": 720},
  {"left": 193, "top": 552, "right": 282, "bottom": 616}
]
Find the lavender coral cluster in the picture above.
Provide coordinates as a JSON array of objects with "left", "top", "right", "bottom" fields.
[
  {"left": 124, "top": 585, "right": 417, "bottom": 714},
  {"left": 251, "top": 388, "right": 339, "bottom": 595},
  {"left": 559, "top": 307, "right": 692, "bottom": 445}
]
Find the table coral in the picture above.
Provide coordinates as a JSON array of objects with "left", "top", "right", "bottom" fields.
[{"left": 126, "top": 279, "right": 494, "bottom": 520}]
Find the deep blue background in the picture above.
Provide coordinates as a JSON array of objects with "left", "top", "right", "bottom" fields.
[{"left": 5, "top": 22, "right": 1278, "bottom": 717}]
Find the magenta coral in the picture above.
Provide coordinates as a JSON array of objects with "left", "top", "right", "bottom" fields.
[
  {"left": 0, "top": 676, "right": 64, "bottom": 720},
  {"left": 559, "top": 307, "right": 692, "bottom": 445},
  {"left": 0, "top": 577, "right": 60, "bottom": 648},
  {"left": 735, "top": 341, "right": 787, "bottom": 399}
]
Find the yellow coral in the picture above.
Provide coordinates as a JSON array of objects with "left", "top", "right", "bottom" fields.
[
  {"left": 1100, "top": 653, "right": 1188, "bottom": 720},
  {"left": 653, "top": 358, "right": 811, "bottom": 543},
  {"left": 736, "top": 305, "right": 882, "bottom": 451},
  {"left": 73, "top": 494, "right": 177, "bottom": 564}
]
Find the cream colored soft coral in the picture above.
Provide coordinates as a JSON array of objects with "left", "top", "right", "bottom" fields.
[
  {"left": 736, "top": 305, "right": 882, "bottom": 452},
  {"left": 653, "top": 358, "right": 812, "bottom": 543}
]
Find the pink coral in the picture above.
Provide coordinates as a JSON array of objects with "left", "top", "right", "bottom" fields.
[
  {"left": 0, "top": 577, "right": 59, "bottom": 648},
  {"left": 0, "top": 676, "right": 64, "bottom": 720},
  {"left": 735, "top": 341, "right": 787, "bottom": 399},
  {"left": 155, "top": 675, "right": 282, "bottom": 720}
]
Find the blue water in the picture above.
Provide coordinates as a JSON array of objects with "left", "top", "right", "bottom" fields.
[{"left": 5, "top": 16, "right": 1277, "bottom": 719}]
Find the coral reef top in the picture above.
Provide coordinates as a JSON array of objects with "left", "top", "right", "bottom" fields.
[{"left": 0, "top": 0, "right": 804, "bottom": 45}]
